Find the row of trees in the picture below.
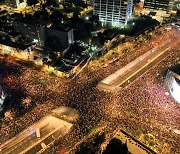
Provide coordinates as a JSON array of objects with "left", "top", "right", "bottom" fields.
[
  {"left": 76, "top": 133, "right": 105, "bottom": 154},
  {"left": 76, "top": 133, "right": 129, "bottom": 154},
  {"left": 26, "top": 0, "right": 87, "bottom": 8}
]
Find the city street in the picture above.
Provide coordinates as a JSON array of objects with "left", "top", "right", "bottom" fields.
[
  {"left": 0, "top": 26, "right": 179, "bottom": 153},
  {"left": 98, "top": 27, "right": 180, "bottom": 91},
  {"left": 0, "top": 115, "right": 72, "bottom": 154}
]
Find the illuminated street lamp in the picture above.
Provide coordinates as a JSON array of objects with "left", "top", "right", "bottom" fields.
[{"left": 85, "top": 16, "right": 89, "bottom": 20}]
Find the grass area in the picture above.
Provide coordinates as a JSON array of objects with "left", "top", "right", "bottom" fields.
[
  {"left": 136, "top": 130, "right": 142, "bottom": 136},
  {"left": 88, "top": 126, "right": 99, "bottom": 134},
  {"left": 45, "top": 71, "right": 55, "bottom": 76}
]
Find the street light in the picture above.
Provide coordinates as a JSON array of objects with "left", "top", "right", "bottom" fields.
[{"left": 85, "top": 16, "right": 89, "bottom": 20}]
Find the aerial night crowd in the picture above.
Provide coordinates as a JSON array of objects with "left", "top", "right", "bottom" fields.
[{"left": 0, "top": 26, "right": 179, "bottom": 153}]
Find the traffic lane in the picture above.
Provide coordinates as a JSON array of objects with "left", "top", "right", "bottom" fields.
[
  {"left": 1, "top": 124, "right": 52, "bottom": 154},
  {"left": 110, "top": 40, "right": 179, "bottom": 87}
]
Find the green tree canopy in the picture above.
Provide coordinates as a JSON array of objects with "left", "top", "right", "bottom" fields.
[
  {"left": 49, "top": 10, "right": 64, "bottom": 21},
  {"left": 27, "top": 0, "right": 38, "bottom": 6},
  {"left": 44, "top": 0, "right": 59, "bottom": 7}
]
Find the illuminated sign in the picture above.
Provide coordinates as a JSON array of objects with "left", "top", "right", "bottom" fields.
[
  {"left": 173, "top": 1, "right": 180, "bottom": 11},
  {"left": 170, "top": 78, "right": 180, "bottom": 103}
]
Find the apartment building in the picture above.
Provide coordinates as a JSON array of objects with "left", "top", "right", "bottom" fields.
[
  {"left": 13, "top": 20, "right": 47, "bottom": 47},
  {"left": 13, "top": 19, "right": 74, "bottom": 48},
  {"left": 46, "top": 25, "right": 74, "bottom": 48}
]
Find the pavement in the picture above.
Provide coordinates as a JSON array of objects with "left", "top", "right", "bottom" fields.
[{"left": 114, "top": 130, "right": 156, "bottom": 154}]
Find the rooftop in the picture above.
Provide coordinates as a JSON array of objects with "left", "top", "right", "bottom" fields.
[
  {"left": 0, "top": 40, "right": 30, "bottom": 50},
  {"left": 175, "top": 78, "right": 180, "bottom": 85},
  {"left": 14, "top": 17, "right": 71, "bottom": 32},
  {"left": 169, "top": 64, "right": 180, "bottom": 76},
  {"left": 47, "top": 24, "right": 72, "bottom": 32},
  {"left": 14, "top": 17, "right": 52, "bottom": 27}
]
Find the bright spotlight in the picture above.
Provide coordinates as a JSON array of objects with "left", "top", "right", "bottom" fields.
[{"left": 170, "top": 79, "right": 180, "bottom": 103}]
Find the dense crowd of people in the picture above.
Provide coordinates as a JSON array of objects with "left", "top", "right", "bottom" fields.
[{"left": 0, "top": 26, "right": 179, "bottom": 153}]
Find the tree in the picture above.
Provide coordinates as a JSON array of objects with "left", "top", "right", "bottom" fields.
[
  {"left": 72, "top": 0, "right": 87, "bottom": 8},
  {"left": 34, "top": 10, "right": 49, "bottom": 19},
  {"left": 0, "top": 0, "right": 4, "bottom": 4},
  {"left": 177, "top": 10, "right": 180, "bottom": 16},
  {"left": 33, "top": 9, "right": 49, "bottom": 19},
  {"left": 27, "top": 0, "right": 38, "bottom": 6},
  {"left": 34, "top": 11, "right": 41, "bottom": 18},
  {"left": 24, "top": 14, "right": 33, "bottom": 20},
  {"left": 45, "top": 0, "right": 59, "bottom": 7},
  {"left": 84, "top": 23, "right": 93, "bottom": 36},
  {"left": 68, "top": 43, "right": 81, "bottom": 56},
  {"left": 103, "top": 138, "right": 128, "bottom": 154},
  {"left": 49, "top": 10, "right": 63, "bottom": 21},
  {"left": 98, "top": 32, "right": 105, "bottom": 45},
  {"left": 72, "top": 11, "right": 80, "bottom": 22},
  {"left": 89, "top": 15, "right": 100, "bottom": 26}
]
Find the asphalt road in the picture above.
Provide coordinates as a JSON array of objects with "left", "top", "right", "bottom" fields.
[
  {"left": 98, "top": 28, "right": 180, "bottom": 92},
  {"left": 0, "top": 116, "right": 72, "bottom": 154},
  {"left": 111, "top": 41, "right": 179, "bottom": 87}
]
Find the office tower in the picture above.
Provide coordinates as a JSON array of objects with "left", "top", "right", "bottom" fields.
[{"left": 93, "top": 0, "right": 133, "bottom": 27}]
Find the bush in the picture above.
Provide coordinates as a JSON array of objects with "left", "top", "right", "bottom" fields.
[
  {"left": 144, "top": 134, "right": 149, "bottom": 141},
  {"left": 149, "top": 140, "right": 156, "bottom": 146},
  {"left": 136, "top": 130, "right": 142, "bottom": 136},
  {"left": 88, "top": 126, "right": 98, "bottom": 134},
  {"left": 46, "top": 71, "right": 55, "bottom": 76}
]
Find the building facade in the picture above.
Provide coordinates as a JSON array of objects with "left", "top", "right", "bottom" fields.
[
  {"left": 13, "top": 21, "right": 46, "bottom": 47},
  {"left": 13, "top": 20, "right": 74, "bottom": 48},
  {"left": 46, "top": 27, "right": 74, "bottom": 49},
  {"left": 4, "top": 0, "right": 27, "bottom": 8},
  {"left": 143, "top": 0, "right": 173, "bottom": 13},
  {"left": 164, "top": 65, "right": 180, "bottom": 103},
  {"left": 0, "top": 40, "right": 32, "bottom": 63},
  {"left": 93, "top": 0, "right": 133, "bottom": 27}
]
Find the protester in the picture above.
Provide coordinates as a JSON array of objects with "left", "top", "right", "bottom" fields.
[{"left": 0, "top": 26, "right": 179, "bottom": 153}]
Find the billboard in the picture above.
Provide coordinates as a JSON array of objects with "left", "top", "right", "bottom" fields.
[
  {"left": 173, "top": 1, "right": 180, "bottom": 11},
  {"left": 170, "top": 78, "right": 180, "bottom": 103}
]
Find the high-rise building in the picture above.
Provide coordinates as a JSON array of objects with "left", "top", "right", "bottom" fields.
[
  {"left": 93, "top": 0, "right": 133, "bottom": 27},
  {"left": 4, "top": 0, "right": 27, "bottom": 8},
  {"left": 143, "top": 0, "right": 173, "bottom": 13}
]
